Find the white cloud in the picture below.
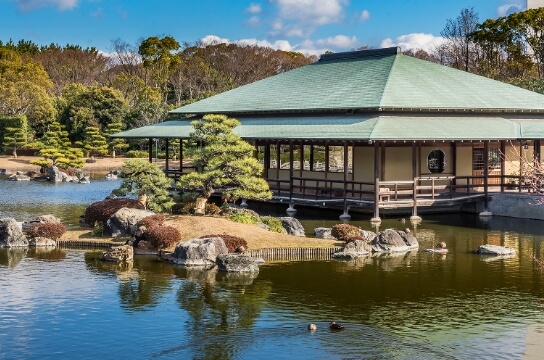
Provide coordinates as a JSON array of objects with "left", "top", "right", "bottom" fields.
[
  {"left": 497, "top": 3, "right": 522, "bottom": 16},
  {"left": 238, "top": 38, "right": 294, "bottom": 51},
  {"left": 245, "top": 15, "right": 261, "bottom": 27},
  {"left": 14, "top": 0, "right": 78, "bottom": 11},
  {"left": 201, "top": 35, "right": 230, "bottom": 46},
  {"left": 269, "top": 0, "right": 349, "bottom": 37},
  {"left": 246, "top": 3, "right": 262, "bottom": 14},
  {"left": 380, "top": 33, "right": 445, "bottom": 53},
  {"left": 359, "top": 9, "right": 370, "bottom": 22},
  {"left": 316, "top": 35, "right": 358, "bottom": 49}
]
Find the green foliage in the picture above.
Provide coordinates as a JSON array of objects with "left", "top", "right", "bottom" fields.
[
  {"left": 125, "top": 150, "right": 149, "bottom": 158},
  {"left": 200, "top": 234, "right": 248, "bottom": 253},
  {"left": 176, "top": 201, "right": 221, "bottom": 215},
  {"left": 177, "top": 114, "right": 272, "bottom": 202},
  {"left": 26, "top": 222, "right": 66, "bottom": 240},
  {"left": 229, "top": 211, "right": 260, "bottom": 224},
  {"left": 261, "top": 216, "right": 285, "bottom": 234},
  {"left": 1, "top": 115, "right": 28, "bottom": 156},
  {"left": 104, "top": 121, "right": 129, "bottom": 157},
  {"left": 147, "top": 225, "right": 181, "bottom": 250},
  {"left": 113, "top": 159, "right": 174, "bottom": 213},
  {"left": 30, "top": 121, "right": 84, "bottom": 170},
  {"left": 331, "top": 223, "right": 362, "bottom": 243},
  {"left": 76, "top": 125, "right": 108, "bottom": 158},
  {"left": 91, "top": 221, "right": 104, "bottom": 237}
]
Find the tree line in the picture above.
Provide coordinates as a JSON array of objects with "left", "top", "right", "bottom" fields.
[
  {"left": 0, "top": 36, "right": 313, "bottom": 165},
  {"left": 3, "top": 6, "right": 544, "bottom": 166}
]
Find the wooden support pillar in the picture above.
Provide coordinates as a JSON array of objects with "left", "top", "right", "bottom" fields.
[
  {"left": 371, "top": 141, "right": 381, "bottom": 223},
  {"left": 299, "top": 140, "right": 304, "bottom": 176},
  {"left": 179, "top": 139, "right": 183, "bottom": 170},
  {"left": 325, "top": 143, "right": 330, "bottom": 179},
  {"left": 276, "top": 141, "right": 280, "bottom": 179},
  {"left": 340, "top": 141, "right": 351, "bottom": 220},
  {"left": 288, "top": 141, "right": 296, "bottom": 214},
  {"left": 536, "top": 140, "right": 541, "bottom": 163},
  {"left": 148, "top": 138, "right": 153, "bottom": 163},
  {"left": 452, "top": 142, "right": 457, "bottom": 188},
  {"left": 380, "top": 141, "right": 386, "bottom": 180},
  {"left": 309, "top": 145, "right": 315, "bottom": 171},
  {"left": 500, "top": 140, "right": 505, "bottom": 192},
  {"left": 165, "top": 138, "right": 169, "bottom": 172},
  {"left": 264, "top": 142, "right": 270, "bottom": 179},
  {"left": 412, "top": 142, "right": 417, "bottom": 179}
]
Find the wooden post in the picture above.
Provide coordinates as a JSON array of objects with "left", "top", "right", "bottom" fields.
[
  {"left": 165, "top": 138, "right": 169, "bottom": 173},
  {"left": 412, "top": 142, "right": 417, "bottom": 179},
  {"left": 340, "top": 141, "right": 350, "bottom": 220},
  {"left": 500, "top": 140, "right": 505, "bottom": 192},
  {"left": 148, "top": 138, "right": 153, "bottom": 163},
  {"left": 289, "top": 140, "right": 294, "bottom": 202},
  {"left": 410, "top": 177, "right": 421, "bottom": 221},
  {"left": 180, "top": 139, "right": 183, "bottom": 171},
  {"left": 264, "top": 142, "right": 270, "bottom": 179},
  {"left": 371, "top": 142, "right": 381, "bottom": 223}
]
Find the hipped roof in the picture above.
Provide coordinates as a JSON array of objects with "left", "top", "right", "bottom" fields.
[{"left": 170, "top": 47, "right": 544, "bottom": 115}]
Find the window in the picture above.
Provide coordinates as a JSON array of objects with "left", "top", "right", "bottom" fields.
[
  {"left": 269, "top": 144, "right": 278, "bottom": 169},
  {"left": 473, "top": 148, "right": 501, "bottom": 171},
  {"left": 428, "top": 149, "right": 446, "bottom": 173}
]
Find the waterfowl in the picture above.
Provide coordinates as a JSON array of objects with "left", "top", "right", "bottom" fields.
[
  {"left": 308, "top": 323, "right": 317, "bottom": 331},
  {"left": 329, "top": 321, "right": 344, "bottom": 331}
]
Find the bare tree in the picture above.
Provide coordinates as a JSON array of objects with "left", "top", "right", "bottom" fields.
[{"left": 440, "top": 7, "right": 480, "bottom": 71}]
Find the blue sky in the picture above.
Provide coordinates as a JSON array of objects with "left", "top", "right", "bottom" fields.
[{"left": 0, "top": 0, "right": 530, "bottom": 55}]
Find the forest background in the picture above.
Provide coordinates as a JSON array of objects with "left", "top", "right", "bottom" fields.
[{"left": 3, "top": 7, "right": 544, "bottom": 164}]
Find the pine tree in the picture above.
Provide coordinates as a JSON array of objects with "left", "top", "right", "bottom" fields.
[
  {"left": 77, "top": 125, "right": 108, "bottom": 159},
  {"left": 104, "top": 121, "right": 128, "bottom": 158},
  {"left": 3, "top": 115, "right": 28, "bottom": 158},
  {"left": 177, "top": 114, "right": 272, "bottom": 202},
  {"left": 30, "top": 121, "right": 84, "bottom": 170},
  {"left": 113, "top": 159, "right": 174, "bottom": 212}
]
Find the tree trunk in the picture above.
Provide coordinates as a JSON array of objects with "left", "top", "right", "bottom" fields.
[
  {"left": 194, "top": 197, "right": 207, "bottom": 216},
  {"left": 138, "top": 194, "right": 148, "bottom": 209},
  {"left": 12, "top": 146, "right": 17, "bottom": 158}
]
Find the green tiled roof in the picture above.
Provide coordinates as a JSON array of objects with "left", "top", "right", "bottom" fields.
[
  {"left": 111, "top": 115, "right": 544, "bottom": 141},
  {"left": 170, "top": 47, "right": 544, "bottom": 115}
]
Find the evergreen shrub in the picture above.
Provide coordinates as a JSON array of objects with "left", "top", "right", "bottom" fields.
[
  {"left": 331, "top": 223, "right": 361, "bottom": 242},
  {"left": 261, "top": 216, "right": 285, "bottom": 233},
  {"left": 27, "top": 222, "right": 66, "bottom": 240},
  {"left": 229, "top": 211, "right": 259, "bottom": 224},
  {"left": 147, "top": 225, "right": 181, "bottom": 250},
  {"left": 200, "top": 234, "right": 248, "bottom": 253}
]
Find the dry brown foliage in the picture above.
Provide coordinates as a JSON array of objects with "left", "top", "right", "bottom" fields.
[
  {"left": 200, "top": 234, "right": 248, "bottom": 253},
  {"left": 27, "top": 223, "right": 66, "bottom": 240},
  {"left": 84, "top": 198, "right": 144, "bottom": 226},
  {"left": 331, "top": 223, "right": 361, "bottom": 243},
  {"left": 147, "top": 225, "right": 182, "bottom": 250},
  {"left": 138, "top": 214, "right": 166, "bottom": 231}
]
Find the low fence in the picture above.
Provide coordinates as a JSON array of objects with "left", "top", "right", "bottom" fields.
[
  {"left": 56, "top": 240, "right": 113, "bottom": 248},
  {"left": 246, "top": 247, "right": 340, "bottom": 261}
]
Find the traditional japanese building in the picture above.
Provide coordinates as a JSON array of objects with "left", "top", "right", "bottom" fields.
[{"left": 112, "top": 47, "right": 544, "bottom": 220}]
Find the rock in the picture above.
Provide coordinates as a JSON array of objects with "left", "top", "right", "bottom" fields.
[
  {"left": 100, "top": 245, "right": 134, "bottom": 262},
  {"left": 476, "top": 245, "right": 516, "bottom": 256},
  {"left": 216, "top": 254, "right": 260, "bottom": 273},
  {"left": 425, "top": 241, "right": 448, "bottom": 254},
  {"left": 171, "top": 237, "right": 228, "bottom": 267},
  {"left": 0, "top": 218, "right": 29, "bottom": 248},
  {"left": 8, "top": 173, "right": 31, "bottom": 181},
  {"left": 359, "top": 229, "right": 377, "bottom": 242},
  {"left": 370, "top": 229, "right": 419, "bottom": 253},
  {"left": 22, "top": 215, "right": 62, "bottom": 233},
  {"left": 314, "top": 227, "right": 334, "bottom": 239},
  {"left": 279, "top": 217, "right": 306, "bottom": 237},
  {"left": 29, "top": 237, "right": 57, "bottom": 247},
  {"left": 105, "top": 173, "right": 118, "bottom": 180},
  {"left": 79, "top": 175, "right": 91, "bottom": 184},
  {"left": 106, "top": 207, "right": 155, "bottom": 237},
  {"left": 333, "top": 240, "right": 372, "bottom": 259},
  {"left": 47, "top": 166, "right": 62, "bottom": 182}
]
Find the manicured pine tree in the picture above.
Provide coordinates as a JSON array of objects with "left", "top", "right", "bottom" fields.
[
  {"left": 3, "top": 115, "right": 28, "bottom": 158},
  {"left": 113, "top": 158, "right": 174, "bottom": 212},
  {"left": 30, "top": 121, "right": 84, "bottom": 170},
  {"left": 77, "top": 125, "right": 108, "bottom": 160},
  {"left": 177, "top": 114, "right": 272, "bottom": 203},
  {"left": 104, "top": 121, "right": 129, "bottom": 158}
]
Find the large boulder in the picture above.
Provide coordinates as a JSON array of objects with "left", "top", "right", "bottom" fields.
[
  {"left": 476, "top": 245, "right": 516, "bottom": 256},
  {"left": 359, "top": 229, "right": 377, "bottom": 242},
  {"left": 216, "top": 254, "right": 260, "bottom": 273},
  {"left": 171, "top": 237, "right": 228, "bottom": 267},
  {"left": 47, "top": 165, "right": 62, "bottom": 182},
  {"left": 314, "top": 227, "right": 334, "bottom": 239},
  {"left": 100, "top": 245, "right": 134, "bottom": 262},
  {"left": 0, "top": 218, "right": 29, "bottom": 248},
  {"left": 333, "top": 240, "right": 372, "bottom": 259},
  {"left": 280, "top": 217, "right": 306, "bottom": 237},
  {"left": 370, "top": 229, "right": 419, "bottom": 253},
  {"left": 8, "top": 172, "right": 31, "bottom": 181},
  {"left": 107, "top": 207, "right": 155, "bottom": 237},
  {"left": 84, "top": 198, "right": 145, "bottom": 227},
  {"left": 29, "top": 237, "right": 57, "bottom": 247}
]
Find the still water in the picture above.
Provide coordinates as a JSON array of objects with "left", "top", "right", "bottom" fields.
[{"left": 1, "top": 178, "right": 544, "bottom": 359}]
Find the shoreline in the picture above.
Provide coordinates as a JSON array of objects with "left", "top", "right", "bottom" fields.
[{"left": 0, "top": 155, "right": 163, "bottom": 173}]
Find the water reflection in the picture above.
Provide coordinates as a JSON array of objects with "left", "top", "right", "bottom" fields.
[
  {"left": 26, "top": 247, "right": 66, "bottom": 262},
  {"left": 0, "top": 247, "right": 27, "bottom": 268}
]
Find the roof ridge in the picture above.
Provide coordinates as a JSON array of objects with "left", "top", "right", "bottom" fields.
[
  {"left": 319, "top": 47, "right": 400, "bottom": 62},
  {"left": 376, "top": 52, "right": 400, "bottom": 109}
]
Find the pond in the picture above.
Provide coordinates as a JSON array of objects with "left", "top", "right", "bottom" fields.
[{"left": 1, "top": 178, "right": 544, "bottom": 359}]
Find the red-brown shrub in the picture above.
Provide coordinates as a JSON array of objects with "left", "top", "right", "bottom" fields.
[
  {"left": 84, "top": 198, "right": 144, "bottom": 226},
  {"left": 147, "top": 225, "right": 181, "bottom": 250},
  {"left": 200, "top": 234, "right": 248, "bottom": 253},
  {"left": 26, "top": 223, "right": 66, "bottom": 240},
  {"left": 331, "top": 223, "right": 361, "bottom": 242},
  {"left": 138, "top": 214, "right": 166, "bottom": 231}
]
